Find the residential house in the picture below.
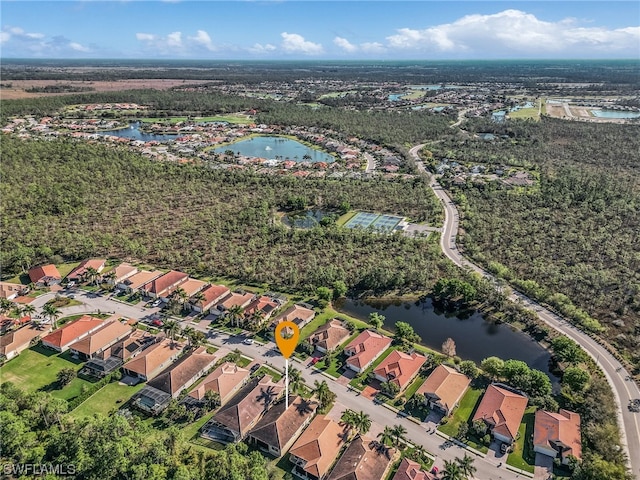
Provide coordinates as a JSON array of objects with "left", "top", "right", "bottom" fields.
[
  {"left": 133, "top": 346, "right": 217, "bottom": 414},
  {"left": 373, "top": 350, "right": 426, "bottom": 392},
  {"left": 0, "top": 323, "right": 51, "bottom": 361},
  {"left": 177, "top": 278, "right": 208, "bottom": 300},
  {"left": 392, "top": 458, "right": 437, "bottom": 480},
  {"left": 271, "top": 304, "right": 316, "bottom": 331},
  {"left": 243, "top": 296, "right": 280, "bottom": 326},
  {"left": 216, "top": 292, "right": 255, "bottom": 315},
  {"left": 416, "top": 364, "right": 471, "bottom": 415},
  {"left": 201, "top": 375, "right": 286, "bottom": 444},
  {"left": 309, "top": 320, "right": 351, "bottom": 354},
  {"left": 534, "top": 410, "right": 582, "bottom": 465},
  {"left": 108, "top": 263, "right": 138, "bottom": 285},
  {"left": 119, "top": 269, "right": 164, "bottom": 293},
  {"left": 28, "top": 264, "right": 62, "bottom": 287},
  {"left": 472, "top": 384, "right": 528, "bottom": 444},
  {"left": 191, "top": 284, "right": 231, "bottom": 313},
  {"left": 121, "top": 338, "right": 185, "bottom": 381},
  {"left": 83, "top": 329, "right": 153, "bottom": 378},
  {"left": 68, "top": 320, "right": 132, "bottom": 361},
  {"left": 288, "top": 415, "right": 346, "bottom": 480},
  {"left": 0, "top": 282, "right": 27, "bottom": 300},
  {"left": 66, "top": 258, "right": 106, "bottom": 282},
  {"left": 142, "top": 270, "right": 189, "bottom": 300},
  {"left": 188, "top": 361, "right": 251, "bottom": 405},
  {"left": 344, "top": 330, "right": 392, "bottom": 373},
  {"left": 248, "top": 396, "right": 318, "bottom": 457},
  {"left": 327, "top": 435, "right": 396, "bottom": 480},
  {"left": 41, "top": 315, "right": 105, "bottom": 352}
]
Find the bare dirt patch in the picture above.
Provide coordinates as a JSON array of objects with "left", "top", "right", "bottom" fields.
[{"left": 1, "top": 79, "right": 207, "bottom": 100}]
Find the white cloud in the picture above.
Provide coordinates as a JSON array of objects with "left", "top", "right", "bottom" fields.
[
  {"left": 136, "top": 33, "right": 156, "bottom": 42},
  {"left": 385, "top": 9, "right": 640, "bottom": 56},
  {"left": 360, "top": 42, "right": 387, "bottom": 54},
  {"left": 69, "top": 42, "right": 90, "bottom": 52},
  {"left": 0, "top": 32, "right": 10, "bottom": 44},
  {"left": 249, "top": 42, "right": 277, "bottom": 54},
  {"left": 333, "top": 36, "right": 357, "bottom": 53},
  {"left": 281, "top": 32, "right": 323, "bottom": 55},
  {"left": 188, "top": 30, "right": 215, "bottom": 51},
  {"left": 166, "top": 31, "right": 183, "bottom": 48}
]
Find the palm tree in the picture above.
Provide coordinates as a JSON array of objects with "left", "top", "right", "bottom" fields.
[
  {"left": 85, "top": 266, "right": 100, "bottom": 287},
  {"left": 288, "top": 366, "right": 303, "bottom": 394},
  {"left": 203, "top": 390, "right": 220, "bottom": 411},
  {"left": 377, "top": 425, "right": 394, "bottom": 447},
  {"left": 225, "top": 305, "right": 244, "bottom": 329},
  {"left": 312, "top": 380, "right": 336, "bottom": 410},
  {"left": 190, "top": 291, "right": 205, "bottom": 310},
  {"left": 456, "top": 454, "right": 476, "bottom": 479},
  {"left": 247, "top": 310, "right": 265, "bottom": 331},
  {"left": 351, "top": 410, "right": 372, "bottom": 436},
  {"left": 162, "top": 320, "right": 180, "bottom": 346},
  {"left": 391, "top": 424, "right": 408, "bottom": 445},
  {"left": 42, "top": 303, "right": 62, "bottom": 329},
  {"left": 341, "top": 409, "right": 357, "bottom": 437},
  {"left": 441, "top": 460, "right": 465, "bottom": 480},
  {"left": 182, "top": 326, "right": 195, "bottom": 347},
  {"left": 189, "top": 330, "right": 206, "bottom": 349},
  {"left": 0, "top": 298, "right": 13, "bottom": 314},
  {"left": 22, "top": 304, "right": 36, "bottom": 319},
  {"left": 104, "top": 270, "right": 117, "bottom": 284},
  {"left": 172, "top": 287, "right": 188, "bottom": 312}
]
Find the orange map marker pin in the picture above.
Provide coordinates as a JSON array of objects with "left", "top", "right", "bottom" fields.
[{"left": 274, "top": 321, "right": 300, "bottom": 359}]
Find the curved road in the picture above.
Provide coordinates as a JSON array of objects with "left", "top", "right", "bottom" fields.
[{"left": 410, "top": 144, "right": 640, "bottom": 478}]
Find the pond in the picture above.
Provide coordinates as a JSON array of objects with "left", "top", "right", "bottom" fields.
[
  {"left": 284, "top": 210, "right": 328, "bottom": 229},
  {"left": 591, "top": 110, "right": 640, "bottom": 119},
  {"left": 96, "top": 122, "right": 178, "bottom": 142},
  {"left": 213, "top": 136, "right": 334, "bottom": 163},
  {"left": 334, "top": 297, "right": 559, "bottom": 386}
]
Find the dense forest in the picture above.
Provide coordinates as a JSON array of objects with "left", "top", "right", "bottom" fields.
[
  {"left": 427, "top": 117, "right": 640, "bottom": 370},
  {"left": 0, "top": 136, "right": 450, "bottom": 295},
  {"left": 2, "top": 59, "right": 639, "bottom": 85}
]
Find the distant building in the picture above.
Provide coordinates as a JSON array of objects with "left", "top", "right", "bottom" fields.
[
  {"left": 308, "top": 319, "right": 351, "bottom": 354},
  {"left": 0, "top": 323, "right": 51, "bottom": 361},
  {"left": 416, "top": 364, "right": 471, "bottom": 416},
  {"left": 28, "top": 264, "right": 62, "bottom": 287}
]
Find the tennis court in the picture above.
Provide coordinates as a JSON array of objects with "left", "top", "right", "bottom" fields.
[
  {"left": 344, "top": 212, "right": 379, "bottom": 229},
  {"left": 344, "top": 212, "right": 404, "bottom": 233},
  {"left": 371, "top": 214, "right": 403, "bottom": 232}
]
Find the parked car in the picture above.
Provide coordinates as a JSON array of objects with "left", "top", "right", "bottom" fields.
[
  {"left": 242, "top": 338, "right": 254, "bottom": 345},
  {"left": 250, "top": 363, "right": 261, "bottom": 373},
  {"left": 150, "top": 299, "right": 161, "bottom": 308},
  {"left": 151, "top": 319, "right": 163, "bottom": 327}
]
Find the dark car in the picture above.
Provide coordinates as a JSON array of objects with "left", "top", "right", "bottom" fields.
[{"left": 250, "top": 363, "right": 261, "bottom": 373}]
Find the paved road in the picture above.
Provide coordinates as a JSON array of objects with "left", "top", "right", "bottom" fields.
[
  {"left": 364, "top": 152, "right": 376, "bottom": 173},
  {"left": 33, "top": 290, "right": 525, "bottom": 479},
  {"left": 410, "top": 144, "right": 640, "bottom": 478}
]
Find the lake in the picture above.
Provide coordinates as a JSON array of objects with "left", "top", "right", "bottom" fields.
[
  {"left": 335, "top": 297, "right": 558, "bottom": 385},
  {"left": 591, "top": 110, "right": 640, "bottom": 119},
  {"left": 214, "top": 136, "right": 334, "bottom": 163},
  {"left": 97, "top": 122, "right": 178, "bottom": 142}
]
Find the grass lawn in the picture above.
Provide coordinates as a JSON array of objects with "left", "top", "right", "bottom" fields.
[
  {"left": 0, "top": 346, "right": 94, "bottom": 401},
  {"left": 438, "top": 386, "right": 483, "bottom": 435},
  {"left": 509, "top": 107, "right": 540, "bottom": 120},
  {"left": 56, "top": 262, "right": 81, "bottom": 279},
  {"left": 140, "top": 115, "right": 251, "bottom": 125},
  {"left": 71, "top": 381, "right": 145, "bottom": 418},
  {"left": 507, "top": 407, "right": 536, "bottom": 473},
  {"left": 336, "top": 211, "right": 356, "bottom": 227},
  {"left": 253, "top": 365, "right": 283, "bottom": 382}
]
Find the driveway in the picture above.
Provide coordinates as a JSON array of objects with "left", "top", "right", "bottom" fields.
[{"left": 534, "top": 453, "right": 553, "bottom": 480}]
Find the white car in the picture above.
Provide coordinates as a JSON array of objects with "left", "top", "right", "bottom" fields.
[
  {"left": 242, "top": 338, "right": 254, "bottom": 345},
  {"left": 150, "top": 300, "right": 161, "bottom": 307}
]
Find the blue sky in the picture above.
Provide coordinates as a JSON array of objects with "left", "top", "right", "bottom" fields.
[{"left": 1, "top": 1, "right": 639, "bottom": 59}]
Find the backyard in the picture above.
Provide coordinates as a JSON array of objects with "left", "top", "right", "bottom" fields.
[
  {"left": 71, "top": 381, "right": 145, "bottom": 418},
  {"left": 506, "top": 406, "right": 536, "bottom": 473},
  {"left": 437, "top": 385, "right": 488, "bottom": 453}
]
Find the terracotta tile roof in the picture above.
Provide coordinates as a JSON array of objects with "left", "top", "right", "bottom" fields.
[
  {"left": 122, "top": 338, "right": 185, "bottom": 379},
  {"left": 68, "top": 321, "right": 132, "bottom": 356},
  {"left": 0, "top": 323, "right": 51, "bottom": 356},
  {"left": 248, "top": 396, "right": 318, "bottom": 452},
  {"left": 111, "top": 263, "right": 138, "bottom": 283},
  {"left": 328, "top": 435, "right": 395, "bottom": 480},
  {"left": 178, "top": 278, "right": 208, "bottom": 298},
  {"left": 0, "top": 282, "right": 26, "bottom": 299},
  {"left": 534, "top": 409, "right": 582, "bottom": 461},
  {"left": 244, "top": 296, "right": 279, "bottom": 318},
  {"left": 472, "top": 384, "right": 528, "bottom": 442},
  {"left": 309, "top": 319, "right": 351, "bottom": 352},
  {"left": 218, "top": 292, "right": 254, "bottom": 310},
  {"left": 289, "top": 415, "right": 346, "bottom": 479},
  {"left": 147, "top": 346, "right": 217, "bottom": 396},
  {"left": 417, "top": 364, "right": 471, "bottom": 412},
  {"left": 28, "top": 264, "right": 61, "bottom": 284},
  {"left": 344, "top": 330, "right": 392, "bottom": 370},
  {"left": 67, "top": 259, "right": 106, "bottom": 279},
  {"left": 212, "top": 375, "right": 286, "bottom": 438},
  {"left": 41, "top": 315, "right": 105, "bottom": 349},
  {"left": 392, "top": 458, "right": 437, "bottom": 480},
  {"left": 374, "top": 350, "right": 426, "bottom": 390},
  {"left": 272, "top": 304, "right": 315, "bottom": 327},
  {"left": 188, "top": 361, "right": 251, "bottom": 402},
  {"left": 198, "top": 284, "right": 231, "bottom": 310},
  {"left": 143, "top": 270, "right": 188, "bottom": 296},
  {"left": 124, "top": 270, "right": 164, "bottom": 291}
]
